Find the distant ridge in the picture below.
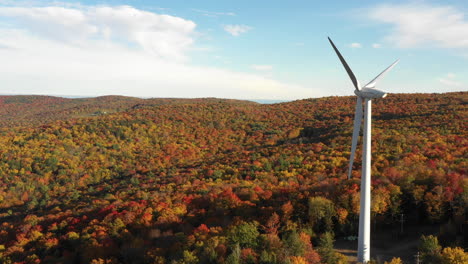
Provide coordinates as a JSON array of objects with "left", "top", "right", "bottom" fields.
[
  {"left": 0, "top": 95, "right": 258, "bottom": 127},
  {"left": 0, "top": 92, "right": 465, "bottom": 128},
  {"left": 250, "top": 99, "right": 292, "bottom": 104}
]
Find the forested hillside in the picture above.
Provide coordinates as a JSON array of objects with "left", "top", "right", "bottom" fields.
[
  {"left": 0, "top": 92, "right": 466, "bottom": 263},
  {"left": 0, "top": 95, "right": 256, "bottom": 127}
]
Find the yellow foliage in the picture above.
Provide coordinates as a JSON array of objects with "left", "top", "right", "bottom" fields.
[
  {"left": 372, "top": 186, "right": 390, "bottom": 215},
  {"left": 441, "top": 247, "right": 468, "bottom": 264},
  {"left": 28, "top": 230, "right": 43, "bottom": 241},
  {"left": 335, "top": 252, "right": 348, "bottom": 264},
  {"left": 384, "top": 257, "right": 403, "bottom": 264},
  {"left": 287, "top": 128, "right": 301, "bottom": 139},
  {"left": 66, "top": 231, "right": 80, "bottom": 240},
  {"left": 90, "top": 259, "right": 105, "bottom": 264},
  {"left": 173, "top": 204, "right": 187, "bottom": 216},
  {"left": 289, "top": 256, "right": 308, "bottom": 264}
]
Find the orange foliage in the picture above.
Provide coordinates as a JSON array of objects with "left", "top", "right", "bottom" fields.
[{"left": 0, "top": 93, "right": 464, "bottom": 262}]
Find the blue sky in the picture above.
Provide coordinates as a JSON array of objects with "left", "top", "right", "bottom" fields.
[{"left": 0, "top": 0, "right": 466, "bottom": 99}]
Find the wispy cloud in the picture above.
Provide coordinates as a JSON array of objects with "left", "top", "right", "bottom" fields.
[
  {"left": 251, "top": 65, "right": 273, "bottom": 71},
  {"left": 372, "top": 43, "right": 381, "bottom": 48},
  {"left": 350, "top": 42, "right": 362, "bottom": 48},
  {"left": 223, "top": 24, "right": 252, "bottom": 36},
  {"left": 192, "top": 8, "right": 235, "bottom": 17},
  {"left": 0, "top": 1, "right": 85, "bottom": 9},
  {"left": 368, "top": 3, "right": 468, "bottom": 50},
  {"left": 438, "top": 73, "right": 462, "bottom": 87}
]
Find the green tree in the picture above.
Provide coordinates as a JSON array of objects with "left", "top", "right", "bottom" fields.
[
  {"left": 419, "top": 235, "right": 442, "bottom": 264},
  {"left": 282, "top": 230, "right": 305, "bottom": 257},
  {"left": 181, "top": 250, "right": 198, "bottom": 264},
  {"left": 259, "top": 250, "right": 277, "bottom": 264},
  {"left": 308, "top": 196, "right": 336, "bottom": 231},
  {"left": 227, "top": 222, "right": 259, "bottom": 248},
  {"left": 226, "top": 244, "right": 241, "bottom": 264},
  {"left": 317, "top": 232, "right": 345, "bottom": 264}
]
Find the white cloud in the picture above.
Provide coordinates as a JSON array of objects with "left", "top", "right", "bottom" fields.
[
  {"left": 0, "top": 4, "right": 316, "bottom": 100},
  {"left": 438, "top": 78, "right": 462, "bottom": 87},
  {"left": 0, "top": 5, "right": 196, "bottom": 61},
  {"left": 368, "top": 3, "right": 468, "bottom": 50},
  {"left": 223, "top": 24, "right": 252, "bottom": 36},
  {"left": 446, "top": 72, "right": 456, "bottom": 78},
  {"left": 192, "top": 9, "right": 235, "bottom": 17},
  {"left": 372, "top": 43, "right": 381, "bottom": 48},
  {"left": 350, "top": 42, "right": 362, "bottom": 48},
  {"left": 438, "top": 73, "right": 462, "bottom": 87},
  {"left": 251, "top": 65, "right": 273, "bottom": 71}
]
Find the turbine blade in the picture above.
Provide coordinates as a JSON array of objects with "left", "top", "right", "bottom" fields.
[
  {"left": 348, "top": 96, "right": 363, "bottom": 179},
  {"left": 328, "top": 37, "right": 360, "bottom": 91},
  {"left": 363, "top": 59, "right": 399, "bottom": 88}
]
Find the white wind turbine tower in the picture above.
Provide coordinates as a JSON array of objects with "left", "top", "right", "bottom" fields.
[{"left": 328, "top": 37, "right": 399, "bottom": 263}]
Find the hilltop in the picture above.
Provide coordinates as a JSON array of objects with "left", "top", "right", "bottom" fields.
[
  {"left": 0, "top": 95, "right": 257, "bottom": 127},
  {"left": 0, "top": 92, "right": 466, "bottom": 263}
]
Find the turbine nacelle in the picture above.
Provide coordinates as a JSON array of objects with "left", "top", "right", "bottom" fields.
[{"left": 355, "top": 88, "right": 387, "bottom": 99}]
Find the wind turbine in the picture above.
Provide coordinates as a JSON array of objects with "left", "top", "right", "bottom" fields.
[{"left": 328, "top": 37, "right": 399, "bottom": 263}]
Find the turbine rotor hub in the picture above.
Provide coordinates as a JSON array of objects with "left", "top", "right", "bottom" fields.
[{"left": 355, "top": 88, "right": 387, "bottom": 99}]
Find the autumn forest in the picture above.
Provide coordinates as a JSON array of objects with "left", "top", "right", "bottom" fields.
[{"left": 0, "top": 92, "right": 466, "bottom": 263}]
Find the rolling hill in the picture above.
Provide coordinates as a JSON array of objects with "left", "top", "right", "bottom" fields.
[
  {"left": 0, "top": 95, "right": 257, "bottom": 127},
  {"left": 0, "top": 92, "right": 466, "bottom": 263}
]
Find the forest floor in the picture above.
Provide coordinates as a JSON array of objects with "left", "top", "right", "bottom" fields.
[
  {"left": 334, "top": 223, "right": 444, "bottom": 263},
  {"left": 335, "top": 237, "right": 419, "bottom": 263}
]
